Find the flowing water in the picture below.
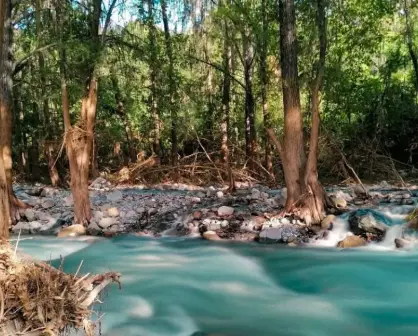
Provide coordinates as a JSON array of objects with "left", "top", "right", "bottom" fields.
[{"left": 16, "top": 201, "right": 418, "bottom": 336}]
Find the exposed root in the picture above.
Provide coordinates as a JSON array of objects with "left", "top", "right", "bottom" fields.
[{"left": 0, "top": 243, "right": 120, "bottom": 336}]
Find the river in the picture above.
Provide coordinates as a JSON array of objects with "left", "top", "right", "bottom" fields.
[{"left": 17, "top": 201, "right": 418, "bottom": 336}]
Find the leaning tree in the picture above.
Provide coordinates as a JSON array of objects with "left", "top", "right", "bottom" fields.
[{"left": 269, "top": 0, "right": 329, "bottom": 225}]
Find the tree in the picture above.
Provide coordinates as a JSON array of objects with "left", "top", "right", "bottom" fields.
[
  {"left": 57, "top": 0, "right": 117, "bottom": 225},
  {"left": 161, "top": 0, "right": 179, "bottom": 167},
  {"left": 269, "top": 0, "right": 328, "bottom": 225},
  {"left": 0, "top": 0, "right": 11, "bottom": 239}
]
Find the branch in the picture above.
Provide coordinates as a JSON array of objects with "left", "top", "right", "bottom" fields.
[
  {"left": 101, "top": 0, "right": 118, "bottom": 46},
  {"left": 267, "top": 128, "right": 284, "bottom": 161},
  {"left": 13, "top": 43, "right": 56, "bottom": 76},
  {"left": 188, "top": 54, "right": 246, "bottom": 89}
]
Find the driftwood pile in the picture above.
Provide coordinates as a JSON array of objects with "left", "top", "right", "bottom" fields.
[{"left": 0, "top": 241, "right": 120, "bottom": 336}]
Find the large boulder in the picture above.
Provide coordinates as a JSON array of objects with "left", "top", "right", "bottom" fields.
[
  {"left": 348, "top": 209, "right": 390, "bottom": 239},
  {"left": 337, "top": 235, "right": 367, "bottom": 248}
]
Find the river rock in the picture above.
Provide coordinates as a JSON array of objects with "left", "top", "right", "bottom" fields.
[
  {"left": 258, "top": 225, "right": 302, "bottom": 244},
  {"left": 217, "top": 206, "right": 234, "bottom": 217},
  {"left": 348, "top": 210, "right": 389, "bottom": 238},
  {"left": 107, "top": 190, "right": 123, "bottom": 202},
  {"left": 12, "top": 222, "right": 31, "bottom": 234},
  {"left": 107, "top": 207, "right": 120, "bottom": 217},
  {"left": 99, "top": 217, "right": 118, "bottom": 229},
  {"left": 126, "top": 210, "right": 136, "bottom": 218},
  {"left": 87, "top": 221, "right": 102, "bottom": 235},
  {"left": 24, "top": 209, "right": 36, "bottom": 222},
  {"left": 41, "top": 199, "right": 55, "bottom": 209},
  {"left": 321, "top": 215, "right": 335, "bottom": 230},
  {"left": 63, "top": 195, "right": 74, "bottom": 206},
  {"left": 216, "top": 191, "right": 224, "bottom": 199},
  {"left": 40, "top": 218, "right": 65, "bottom": 235},
  {"left": 337, "top": 235, "right": 366, "bottom": 248},
  {"left": 202, "top": 231, "right": 222, "bottom": 241},
  {"left": 251, "top": 188, "right": 261, "bottom": 200},
  {"left": 331, "top": 197, "right": 347, "bottom": 209},
  {"left": 57, "top": 224, "right": 86, "bottom": 238},
  {"left": 394, "top": 238, "right": 412, "bottom": 249}
]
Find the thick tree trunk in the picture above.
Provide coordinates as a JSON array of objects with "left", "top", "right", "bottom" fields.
[
  {"left": 275, "top": 0, "right": 328, "bottom": 225},
  {"left": 161, "top": 0, "right": 178, "bottom": 167},
  {"left": 1, "top": 0, "right": 27, "bottom": 225},
  {"left": 0, "top": 0, "right": 11, "bottom": 239},
  {"left": 279, "top": 0, "right": 305, "bottom": 209},
  {"left": 221, "top": 18, "right": 235, "bottom": 191}
]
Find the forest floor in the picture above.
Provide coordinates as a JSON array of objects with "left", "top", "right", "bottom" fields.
[{"left": 11, "top": 177, "right": 418, "bottom": 249}]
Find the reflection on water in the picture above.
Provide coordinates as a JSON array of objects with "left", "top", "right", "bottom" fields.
[{"left": 16, "top": 204, "right": 418, "bottom": 336}]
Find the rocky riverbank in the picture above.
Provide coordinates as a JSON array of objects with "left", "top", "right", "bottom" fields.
[{"left": 11, "top": 178, "right": 418, "bottom": 249}]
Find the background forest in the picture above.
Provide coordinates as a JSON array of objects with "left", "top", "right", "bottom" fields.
[{"left": 7, "top": 0, "right": 418, "bottom": 186}]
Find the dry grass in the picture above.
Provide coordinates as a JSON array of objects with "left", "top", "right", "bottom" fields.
[{"left": 0, "top": 242, "right": 120, "bottom": 336}]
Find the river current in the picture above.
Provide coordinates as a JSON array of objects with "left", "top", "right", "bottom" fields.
[{"left": 17, "top": 200, "right": 418, "bottom": 336}]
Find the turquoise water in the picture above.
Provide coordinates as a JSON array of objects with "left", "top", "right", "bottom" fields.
[{"left": 18, "top": 232, "right": 418, "bottom": 336}]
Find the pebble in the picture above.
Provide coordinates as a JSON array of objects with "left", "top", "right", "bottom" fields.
[
  {"left": 217, "top": 206, "right": 234, "bottom": 216},
  {"left": 107, "top": 207, "right": 120, "bottom": 217}
]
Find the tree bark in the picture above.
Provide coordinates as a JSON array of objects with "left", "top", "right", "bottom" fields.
[
  {"left": 161, "top": 0, "right": 178, "bottom": 167},
  {"left": 260, "top": 0, "right": 274, "bottom": 177},
  {"left": 403, "top": 0, "right": 418, "bottom": 92},
  {"left": 276, "top": 0, "right": 328, "bottom": 225},
  {"left": 243, "top": 32, "right": 257, "bottom": 168},
  {"left": 1, "top": 0, "right": 27, "bottom": 225},
  {"left": 0, "top": 0, "right": 11, "bottom": 239},
  {"left": 147, "top": 0, "right": 161, "bottom": 160},
  {"left": 36, "top": 0, "right": 61, "bottom": 186},
  {"left": 220, "top": 16, "right": 235, "bottom": 191}
]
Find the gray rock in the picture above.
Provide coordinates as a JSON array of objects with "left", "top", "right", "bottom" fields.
[
  {"left": 29, "top": 221, "right": 43, "bottom": 234},
  {"left": 125, "top": 210, "right": 137, "bottom": 218},
  {"left": 99, "top": 217, "right": 118, "bottom": 229},
  {"left": 348, "top": 210, "right": 389, "bottom": 238},
  {"left": 148, "top": 208, "right": 157, "bottom": 215},
  {"left": 12, "top": 222, "right": 31, "bottom": 234},
  {"left": 40, "top": 219, "right": 65, "bottom": 235},
  {"left": 217, "top": 206, "right": 234, "bottom": 216},
  {"left": 216, "top": 191, "right": 224, "bottom": 198},
  {"left": 94, "top": 211, "right": 104, "bottom": 219},
  {"left": 251, "top": 188, "right": 261, "bottom": 200},
  {"left": 197, "top": 192, "right": 206, "bottom": 198},
  {"left": 41, "top": 199, "right": 55, "bottom": 209},
  {"left": 63, "top": 195, "right": 74, "bottom": 206},
  {"left": 87, "top": 221, "right": 102, "bottom": 235},
  {"left": 258, "top": 225, "right": 303, "bottom": 244},
  {"left": 394, "top": 238, "right": 412, "bottom": 249},
  {"left": 24, "top": 209, "right": 36, "bottom": 222},
  {"left": 107, "top": 190, "right": 123, "bottom": 202},
  {"left": 145, "top": 199, "right": 157, "bottom": 207},
  {"left": 136, "top": 207, "right": 146, "bottom": 214}
]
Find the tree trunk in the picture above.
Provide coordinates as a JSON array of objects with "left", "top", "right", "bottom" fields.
[
  {"left": 302, "top": 0, "right": 328, "bottom": 224},
  {"left": 275, "top": 0, "right": 328, "bottom": 225},
  {"left": 260, "top": 0, "right": 273, "bottom": 177},
  {"left": 243, "top": 32, "right": 257, "bottom": 169},
  {"left": 147, "top": 0, "right": 161, "bottom": 160},
  {"left": 1, "top": 0, "right": 26, "bottom": 225},
  {"left": 279, "top": 0, "right": 305, "bottom": 209},
  {"left": 36, "top": 0, "right": 61, "bottom": 186},
  {"left": 220, "top": 17, "right": 235, "bottom": 191},
  {"left": 0, "top": 0, "right": 11, "bottom": 239},
  {"left": 161, "top": 0, "right": 178, "bottom": 167},
  {"left": 403, "top": 0, "right": 418, "bottom": 92}
]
